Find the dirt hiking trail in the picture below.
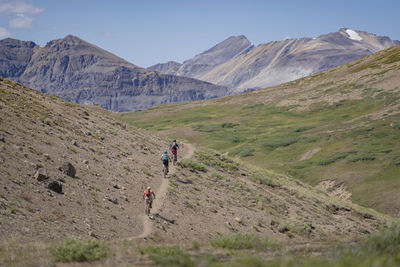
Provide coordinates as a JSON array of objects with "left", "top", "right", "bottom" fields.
[{"left": 133, "top": 143, "right": 195, "bottom": 239}]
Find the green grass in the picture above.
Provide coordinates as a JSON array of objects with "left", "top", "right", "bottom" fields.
[
  {"left": 178, "top": 158, "right": 207, "bottom": 172},
  {"left": 211, "top": 233, "right": 278, "bottom": 251},
  {"left": 120, "top": 98, "right": 400, "bottom": 215},
  {"left": 139, "top": 245, "right": 194, "bottom": 267},
  {"left": 119, "top": 51, "right": 400, "bottom": 215},
  {"left": 51, "top": 238, "right": 108, "bottom": 262},
  {"left": 196, "top": 151, "right": 239, "bottom": 172},
  {"left": 211, "top": 221, "right": 400, "bottom": 266}
]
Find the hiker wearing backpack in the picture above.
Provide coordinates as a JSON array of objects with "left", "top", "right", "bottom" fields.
[{"left": 161, "top": 149, "right": 171, "bottom": 174}]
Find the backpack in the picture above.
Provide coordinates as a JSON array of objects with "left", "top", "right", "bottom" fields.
[
  {"left": 145, "top": 189, "right": 151, "bottom": 197},
  {"left": 170, "top": 142, "right": 177, "bottom": 150},
  {"left": 162, "top": 153, "right": 169, "bottom": 160}
]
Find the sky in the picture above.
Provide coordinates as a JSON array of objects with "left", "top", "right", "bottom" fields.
[{"left": 0, "top": 0, "right": 399, "bottom": 67}]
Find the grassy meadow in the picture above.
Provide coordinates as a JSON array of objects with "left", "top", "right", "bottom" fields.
[{"left": 120, "top": 46, "right": 400, "bottom": 216}]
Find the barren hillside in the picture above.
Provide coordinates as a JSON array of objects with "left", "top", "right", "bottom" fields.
[{"left": 0, "top": 77, "right": 171, "bottom": 241}]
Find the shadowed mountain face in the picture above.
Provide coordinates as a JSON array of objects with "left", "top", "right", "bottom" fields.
[
  {"left": 0, "top": 38, "right": 36, "bottom": 78},
  {"left": 150, "top": 29, "right": 399, "bottom": 93},
  {"left": 0, "top": 36, "right": 228, "bottom": 111}
]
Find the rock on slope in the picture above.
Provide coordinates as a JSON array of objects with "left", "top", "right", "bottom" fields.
[
  {"left": 0, "top": 36, "right": 228, "bottom": 112},
  {"left": 151, "top": 29, "right": 399, "bottom": 93}
]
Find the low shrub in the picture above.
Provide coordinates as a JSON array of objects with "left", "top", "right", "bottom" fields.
[
  {"left": 140, "top": 245, "right": 194, "bottom": 267},
  {"left": 347, "top": 153, "right": 376, "bottom": 163},
  {"left": 51, "top": 238, "right": 108, "bottom": 262},
  {"left": 251, "top": 173, "right": 280, "bottom": 188},
  {"left": 211, "top": 233, "right": 278, "bottom": 251},
  {"left": 196, "top": 151, "right": 238, "bottom": 172},
  {"left": 178, "top": 159, "right": 206, "bottom": 172},
  {"left": 317, "top": 151, "right": 357, "bottom": 166},
  {"left": 361, "top": 221, "right": 400, "bottom": 255},
  {"left": 260, "top": 137, "right": 300, "bottom": 150},
  {"left": 238, "top": 148, "right": 255, "bottom": 157},
  {"left": 294, "top": 126, "right": 315, "bottom": 132}
]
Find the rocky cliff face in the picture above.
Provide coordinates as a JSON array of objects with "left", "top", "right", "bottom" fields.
[
  {"left": 150, "top": 29, "right": 399, "bottom": 93},
  {"left": 0, "top": 35, "right": 228, "bottom": 111},
  {"left": 0, "top": 38, "right": 36, "bottom": 79},
  {"left": 149, "top": 61, "right": 182, "bottom": 75}
]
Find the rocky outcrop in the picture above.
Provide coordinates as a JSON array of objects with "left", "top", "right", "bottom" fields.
[
  {"left": 0, "top": 35, "right": 228, "bottom": 111},
  {"left": 150, "top": 61, "right": 182, "bottom": 75},
  {"left": 58, "top": 162, "right": 76, "bottom": 178},
  {"left": 34, "top": 168, "right": 49, "bottom": 182},
  {"left": 48, "top": 180, "right": 63, "bottom": 194},
  {"left": 0, "top": 38, "right": 36, "bottom": 79}
]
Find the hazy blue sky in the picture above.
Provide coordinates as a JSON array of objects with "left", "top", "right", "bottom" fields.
[{"left": 1, "top": 0, "right": 399, "bottom": 67}]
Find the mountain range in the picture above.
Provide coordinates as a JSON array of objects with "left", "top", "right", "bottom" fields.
[
  {"left": 150, "top": 29, "right": 399, "bottom": 93},
  {"left": 0, "top": 36, "right": 228, "bottom": 112},
  {"left": 0, "top": 29, "right": 398, "bottom": 112}
]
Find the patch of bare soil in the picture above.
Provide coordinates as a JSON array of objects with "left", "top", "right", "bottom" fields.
[
  {"left": 300, "top": 147, "right": 321, "bottom": 161},
  {"left": 316, "top": 180, "right": 352, "bottom": 200}
]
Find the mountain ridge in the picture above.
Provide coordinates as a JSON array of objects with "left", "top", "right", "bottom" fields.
[
  {"left": 150, "top": 29, "right": 399, "bottom": 93},
  {"left": 0, "top": 35, "right": 228, "bottom": 112}
]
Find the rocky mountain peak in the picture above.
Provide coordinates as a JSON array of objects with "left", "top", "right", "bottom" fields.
[
  {"left": 0, "top": 35, "right": 228, "bottom": 111},
  {"left": 151, "top": 29, "right": 399, "bottom": 92},
  {"left": 187, "top": 35, "right": 254, "bottom": 65},
  {"left": 0, "top": 38, "right": 36, "bottom": 49},
  {"left": 172, "top": 35, "right": 254, "bottom": 79},
  {"left": 46, "top": 35, "right": 84, "bottom": 47},
  {"left": 0, "top": 38, "right": 37, "bottom": 79}
]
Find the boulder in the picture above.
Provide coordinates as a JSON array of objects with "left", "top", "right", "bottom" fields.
[
  {"left": 48, "top": 180, "right": 63, "bottom": 194},
  {"left": 234, "top": 217, "right": 242, "bottom": 224},
  {"left": 107, "top": 197, "right": 118, "bottom": 205},
  {"left": 59, "top": 162, "right": 76, "bottom": 177},
  {"left": 0, "top": 134, "right": 5, "bottom": 142},
  {"left": 34, "top": 168, "right": 49, "bottom": 181}
]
